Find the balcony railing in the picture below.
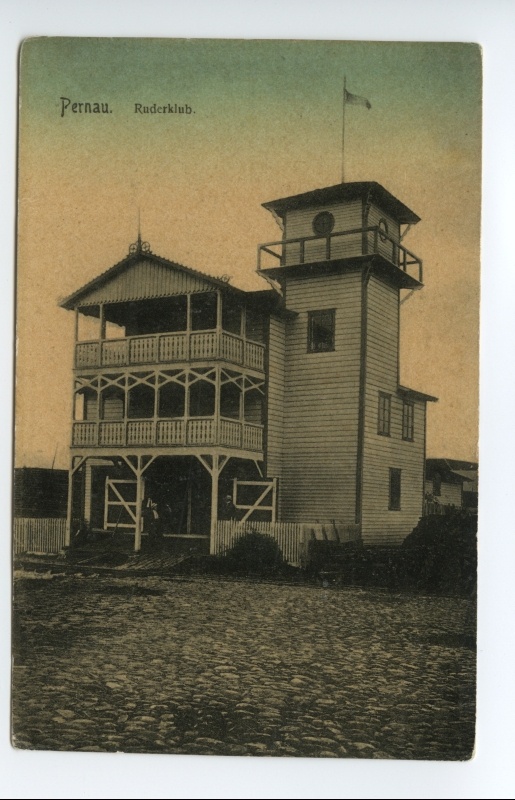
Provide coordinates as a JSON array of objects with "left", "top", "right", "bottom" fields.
[
  {"left": 257, "top": 225, "right": 423, "bottom": 283},
  {"left": 72, "top": 417, "right": 263, "bottom": 452},
  {"left": 75, "top": 330, "right": 265, "bottom": 372}
]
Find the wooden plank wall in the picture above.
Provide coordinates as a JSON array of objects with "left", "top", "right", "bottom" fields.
[
  {"left": 284, "top": 201, "right": 362, "bottom": 264},
  {"left": 280, "top": 271, "right": 362, "bottom": 523},
  {"left": 425, "top": 479, "right": 463, "bottom": 507},
  {"left": 79, "top": 258, "right": 215, "bottom": 306},
  {"left": 14, "top": 518, "right": 67, "bottom": 554},
  {"left": 266, "top": 315, "right": 285, "bottom": 491},
  {"left": 361, "top": 274, "right": 425, "bottom": 545}
]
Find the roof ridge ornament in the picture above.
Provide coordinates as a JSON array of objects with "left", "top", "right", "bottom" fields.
[{"left": 129, "top": 231, "right": 151, "bottom": 255}]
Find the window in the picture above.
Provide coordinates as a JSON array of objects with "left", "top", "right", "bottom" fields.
[
  {"left": 190, "top": 292, "right": 217, "bottom": 331},
  {"left": 433, "top": 473, "right": 442, "bottom": 497},
  {"left": 312, "top": 211, "right": 335, "bottom": 236},
  {"left": 402, "top": 400, "right": 415, "bottom": 441},
  {"left": 377, "top": 392, "right": 391, "bottom": 436},
  {"left": 308, "top": 309, "right": 335, "bottom": 353},
  {"left": 389, "top": 468, "right": 401, "bottom": 511}
]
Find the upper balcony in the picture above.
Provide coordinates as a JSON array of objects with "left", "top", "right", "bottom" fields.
[
  {"left": 75, "top": 329, "right": 265, "bottom": 373},
  {"left": 257, "top": 225, "right": 423, "bottom": 287}
]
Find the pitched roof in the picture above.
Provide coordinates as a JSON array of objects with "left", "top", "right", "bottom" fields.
[
  {"left": 398, "top": 385, "right": 438, "bottom": 403},
  {"left": 426, "top": 459, "right": 473, "bottom": 484},
  {"left": 262, "top": 182, "right": 420, "bottom": 225},
  {"left": 60, "top": 246, "right": 263, "bottom": 310}
]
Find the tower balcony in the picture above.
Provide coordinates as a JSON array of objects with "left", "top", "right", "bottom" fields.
[
  {"left": 75, "top": 329, "right": 265, "bottom": 373},
  {"left": 257, "top": 225, "right": 423, "bottom": 286},
  {"left": 72, "top": 416, "right": 263, "bottom": 453}
]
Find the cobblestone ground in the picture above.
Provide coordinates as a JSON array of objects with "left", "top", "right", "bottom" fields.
[{"left": 12, "top": 573, "right": 476, "bottom": 759}]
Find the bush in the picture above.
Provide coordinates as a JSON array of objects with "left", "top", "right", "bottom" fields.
[
  {"left": 223, "top": 531, "right": 284, "bottom": 575},
  {"left": 401, "top": 509, "right": 477, "bottom": 595}
]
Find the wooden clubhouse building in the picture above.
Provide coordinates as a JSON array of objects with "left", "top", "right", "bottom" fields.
[{"left": 61, "top": 181, "right": 436, "bottom": 554}]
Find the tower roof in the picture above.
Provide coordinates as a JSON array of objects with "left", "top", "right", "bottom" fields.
[{"left": 262, "top": 182, "right": 420, "bottom": 225}]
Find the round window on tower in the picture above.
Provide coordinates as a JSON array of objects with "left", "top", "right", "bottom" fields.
[
  {"left": 312, "top": 211, "right": 335, "bottom": 236},
  {"left": 378, "top": 218, "right": 389, "bottom": 242}
]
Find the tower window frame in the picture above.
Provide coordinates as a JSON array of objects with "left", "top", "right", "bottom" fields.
[
  {"left": 389, "top": 468, "right": 401, "bottom": 511},
  {"left": 402, "top": 400, "right": 415, "bottom": 441},
  {"left": 307, "top": 309, "right": 336, "bottom": 353},
  {"left": 377, "top": 392, "right": 391, "bottom": 436}
]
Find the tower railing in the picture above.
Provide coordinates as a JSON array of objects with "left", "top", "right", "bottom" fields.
[{"left": 257, "top": 225, "right": 422, "bottom": 283}]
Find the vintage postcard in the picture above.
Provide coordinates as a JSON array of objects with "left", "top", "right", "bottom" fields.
[{"left": 13, "top": 38, "right": 480, "bottom": 759}]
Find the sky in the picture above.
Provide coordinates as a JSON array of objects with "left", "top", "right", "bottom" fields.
[{"left": 16, "top": 38, "right": 482, "bottom": 468}]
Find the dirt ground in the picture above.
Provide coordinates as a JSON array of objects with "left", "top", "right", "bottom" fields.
[{"left": 11, "top": 572, "right": 476, "bottom": 759}]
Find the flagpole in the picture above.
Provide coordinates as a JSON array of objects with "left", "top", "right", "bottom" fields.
[{"left": 341, "top": 76, "right": 346, "bottom": 184}]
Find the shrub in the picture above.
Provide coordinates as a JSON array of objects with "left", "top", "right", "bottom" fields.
[
  {"left": 401, "top": 509, "right": 477, "bottom": 595},
  {"left": 224, "top": 531, "right": 284, "bottom": 575}
]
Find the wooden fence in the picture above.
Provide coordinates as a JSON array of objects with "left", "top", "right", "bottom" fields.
[
  {"left": 13, "top": 518, "right": 66, "bottom": 554},
  {"left": 214, "top": 520, "right": 306, "bottom": 566}
]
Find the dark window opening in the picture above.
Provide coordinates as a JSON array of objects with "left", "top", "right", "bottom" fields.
[
  {"left": 402, "top": 400, "right": 414, "bottom": 441},
  {"left": 190, "top": 292, "right": 217, "bottom": 331},
  {"left": 220, "top": 382, "right": 241, "bottom": 420},
  {"left": 189, "top": 379, "right": 216, "bottom": 417},
  {"left": 378, "top": 392, "right": 391, "bottom": 436},
  {"left": 158, "top": 382, "right": 185, "bottom": 418},
  {"left": 246, "top": 309, "right": 266, "bottom": 343},
  {"left": 244, "top": 390, "right": 264, "bottom": 425},
  {"left": 433, "top": 473, "right": 442, "bottom": 497},
  {"left": 308, "top": 309, "right": 335, "bottom": 353},
  {"left": 222, "top": 295, "right": 242, "bottom": 336},
  {"left": 389, "top": 468, "right": 401, "bottom": 511},
  {"left": 128, "top": 384, "right": 155, "bottom": 419}
]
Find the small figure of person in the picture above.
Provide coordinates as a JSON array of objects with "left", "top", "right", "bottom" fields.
[{"left": 222, "top": 494, "right": 237, "bottom": 520}]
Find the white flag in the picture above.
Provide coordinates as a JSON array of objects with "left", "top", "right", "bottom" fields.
[{"left": 344, "top": 89, "right": 371, "bottom": 110}]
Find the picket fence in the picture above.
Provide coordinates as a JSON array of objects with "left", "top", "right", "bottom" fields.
[
  {"left": 14, "top": 518, "right": 66, "bottom": 554},
  {"left": 214, "top": 520, "right": 307, "bottom": 566}
]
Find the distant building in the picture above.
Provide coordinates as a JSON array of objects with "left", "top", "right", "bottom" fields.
[
  {"left": 14, "top": 467, "right": 68, "bottom": 519},
  {"left": 425, "top": 458, "right": 477, "bottom": 513},
  {"left": 59, "top": 181, "right": 437, "bottom": 552}
]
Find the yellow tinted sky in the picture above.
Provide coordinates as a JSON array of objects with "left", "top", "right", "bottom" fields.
[{"left": 16, "top": 38, "right": 481, "bottom": 468}]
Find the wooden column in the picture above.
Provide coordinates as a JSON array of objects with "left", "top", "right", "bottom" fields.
[
  {"left": 84, "top": 460, "right": 93, "bottom": 524},
  {"left": 209, "top": 454, "right": 220, "bottom": 556},
  {"left": 65, "top": 458, "right": 74, "bottom": 547},
  {"left": 134, "top": 456, "right": 143, "bottom": 553}
]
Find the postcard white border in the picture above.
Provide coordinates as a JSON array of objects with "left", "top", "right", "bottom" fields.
[{"left": 2, "top": 2, "right": 515, "bottom": 798}]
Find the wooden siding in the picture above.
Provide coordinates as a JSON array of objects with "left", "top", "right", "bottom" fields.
[
  {"left": 425, "top": 479, "right": 463, "bottom": 507},
  {"left": 360, "top": 273, "right": 424, "bottom": 544},
  {"left": 365, "top": 275, "right": 399, "bottom": 392},
  {"left": 366, "top": 203, "right": 401, "bottom": 263},
  {"left": 77, "top": 258, "right": 215, "bottom": 306},
  {"left": 266, "top": 315, "right": 285, "bottom": 485},
  {"left": 284, "top": 201, "right": 362, "bottom": 265},
  {"left": 280, "top": 271, "right": 362, "bottom": 523}
]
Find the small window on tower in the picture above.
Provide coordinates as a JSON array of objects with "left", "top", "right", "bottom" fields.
[
  {"left": 378, "top": 392, "right": 391, "bottom": 436},
  {"left": 402, "top": 400, "right": 415, "bottom": 441},
  {"left": 389, "top": 468, "right": 401, "bottom": 511},
  {"left": 308, "top": 309, "right": 335, "bottom": 353}
]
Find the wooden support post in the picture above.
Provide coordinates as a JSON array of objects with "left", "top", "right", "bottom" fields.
[
  {"left": 209, "top": 454, "right": 219, "bottom": 556},
  {"left": 65, "top": 459, "right": 74, "bottom": 547},
  {"left": 134, "top": 456, "right": 143, "bottom": 553},
  {"left": 84, "top": 460, "right": 93, "bottom": 524}
]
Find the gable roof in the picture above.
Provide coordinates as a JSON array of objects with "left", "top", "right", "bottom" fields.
[
  {"left": 262, "top": 182, "right": 420, "bottom": 225},
  {"left": 426, "top": 459, "right": 473, "bottom": 484},
  {"left": 60, "top": 247, "right": 255, "bottom": 310}
]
